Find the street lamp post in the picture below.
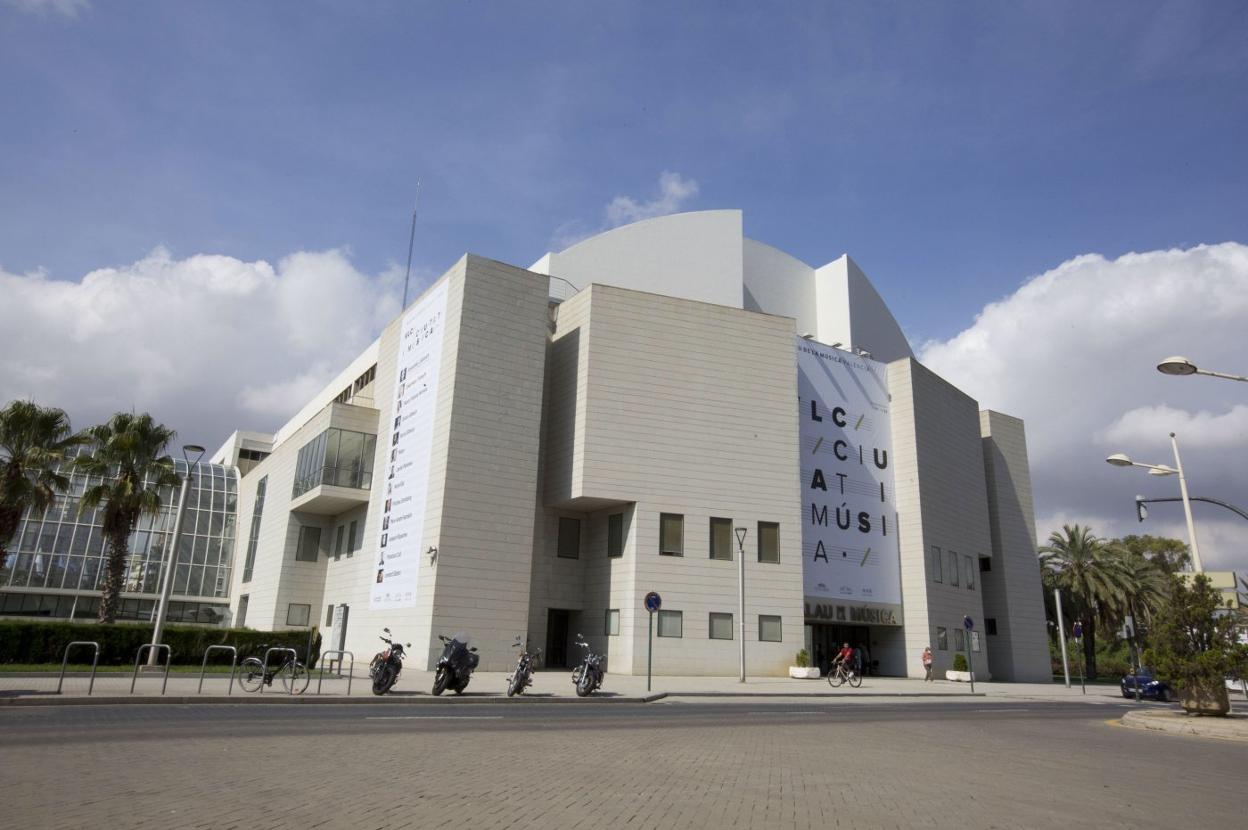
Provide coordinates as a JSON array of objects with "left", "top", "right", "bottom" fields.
[
  {"left": 1157, "top": 356, "right": 1248, "bottom": 383},
  {"left": 1105, "top": 434, "right": 1204, "bottom": 572},
  {"left": 735, "top": 526, "right": 747, "bottom": 683},
  {"left": 148, "top": 444, "right": 206, "bottom": 666}
]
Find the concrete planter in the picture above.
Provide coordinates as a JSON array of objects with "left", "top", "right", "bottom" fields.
[
  {"left": 945, "top": 670, "right": 976, "bottom": 682},
  {"left": 789, "top": 666, "right": 821, "bottom": 679},
  {"left": 1180, "top": 680, "right": 1231, "bottom": 716}
]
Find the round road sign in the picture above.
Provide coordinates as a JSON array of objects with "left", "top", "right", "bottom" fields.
[
  {"left": 962, "top": 616, "right": 974, "bottom": 631},
  {"left": 644, "top": 591, "right": 662, "bottom": 613}
]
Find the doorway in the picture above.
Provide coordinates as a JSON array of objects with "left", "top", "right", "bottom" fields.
[
  {"left": 546, "top": 609, "right": 571, "bottom": 668},
  {"left": 808, "top": 623, "right": 870, "bottom": 676}
]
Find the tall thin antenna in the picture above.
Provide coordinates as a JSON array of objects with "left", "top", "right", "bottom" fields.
[{"left": 401, "top": 181, "right": 421, "bottom": 309}]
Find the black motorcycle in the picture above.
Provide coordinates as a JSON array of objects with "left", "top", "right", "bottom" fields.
[
  {"left": 369, "top": 628, "right": 409, "bottom": 696},
  {"left": 432, "top": 634, "right": 479, "bottom": 695},
  {"left": 506, "top": 635, "right": 541, "bottom": 697},
  {"left": 570, "top": 634, "right": 604, "bottom": 697}
]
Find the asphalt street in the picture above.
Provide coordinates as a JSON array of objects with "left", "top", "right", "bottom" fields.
[{"left": 2, "top": 699, "right": 1245, "bottom": 829}]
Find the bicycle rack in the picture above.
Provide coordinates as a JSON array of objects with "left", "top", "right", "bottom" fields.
[
  {"left": 260, "top": 647, "right": 298, "bottom": 695},
  {"left": 197, "top": 645, "right": 239, "bottom": 695},
  {"left": 56, "top": 641, "right": 100, "bottom": 695},
  {"left": 130, "top": 644, "right": 173, "bottom": 695},
  {"left": 316, "top": 650, "right": 355, "bottom": 696}
]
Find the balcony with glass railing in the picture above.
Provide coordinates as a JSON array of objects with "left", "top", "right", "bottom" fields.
[{"left": 290, "top": 427, "right": 377, "bottom": 515}]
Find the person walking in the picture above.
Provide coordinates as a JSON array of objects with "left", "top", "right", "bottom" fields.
[{"left": 921, "top": 646, "right": 934, "bottom": 681}]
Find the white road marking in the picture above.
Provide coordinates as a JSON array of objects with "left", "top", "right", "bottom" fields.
[
  {"left": 365, "top": 715, "right": 504, "bottom": 720},
  {"left": 747, "top": 711, "right": 824, "bottom": 715}
]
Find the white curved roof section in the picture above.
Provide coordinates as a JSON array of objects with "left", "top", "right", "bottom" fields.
[{"left": 530, "top": 209, "right": 913, "bottom": 362}]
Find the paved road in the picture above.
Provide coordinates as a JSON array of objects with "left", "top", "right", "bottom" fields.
[{"left": 2, "top": 699, "right": 1244, "bottom": 829}]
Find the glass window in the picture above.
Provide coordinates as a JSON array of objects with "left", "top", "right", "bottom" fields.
[
  {"left": 979, "top": 556, "right": 991, "bottom": 573},
  {"left": 326, "top": 605, "right": 335, "bottom": 627},
  {"left": 954, "top": 628, "right": 966, "bottom": 651},
  {"left": 242, "top": 476, "right": 268, "bottom": 583},
  {"left": 657, "top": 610, "right": 682, "bottom": 638},
  {"left": 971, "top": 631, "right": 981, "bottom": 653},
  {"left": 334, "top": 525, "right": 345, "bottom": 558},
  {"left": 948, "top": 551, "right": 960, "bottom": 587},
  {"left": 605, "top": 608, "right": 620, "bottom": 636},
  {"left": 709, "top": 517, "right": 732, "bottom": 560},
  {"left": 348, "top": 520, "right": 358, "bottom": 555},
  {"left": 936, "top": 626, "right": 948, "bottom": 651},
  {"left": 607, "top": 513, "right": 624, "bottom": 558},
  {"left": 964, "top": 555, "right": 974, "bottom": 590},
  {"left": 659, "top": 513, "right": 683, "bottom": 556},
  {"left": 557, "top": 517, "right": 581, "bottom": 559},
  {"left": 296, "top": 526, "right": 321, "bottom": 562},
  {"left": 931, "top": 545, "right": 942, "bottom": 583},
  {"left": 286, "top": 603, "right": 311, "bottom": 626},
  {"left": 709, "top": 612, "right": 733, "bottom": 640},
  {"left": 757, "top": 522, "right": 780, "bottom": 563},
  {"left": 758, "top": 615, "right": 782, "bottom": 642},
  {"left": 985, "top": 618, "right": 998, "bottom": 636}
]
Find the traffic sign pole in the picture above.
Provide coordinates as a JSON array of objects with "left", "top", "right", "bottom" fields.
[
  {"left": 963, "top": 616, "right": 975, "bottom": 695},
  {"left": 1073, "top": 621, "right": 1086, "bottom": 695},
  {"left": 643, "top": 592, "right": 662, "bottom": 693}
]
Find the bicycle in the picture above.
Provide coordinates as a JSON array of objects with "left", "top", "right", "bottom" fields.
[
  {"left": 827, "top": 661, "right": 862, "bottom": 689},
  {"left": 238, "top": 644, "right": 311, "bottom": 694}
]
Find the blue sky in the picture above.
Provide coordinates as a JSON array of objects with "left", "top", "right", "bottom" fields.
[
  {"left": 3, "top": 1, "right": 1245, "bottom": 344},
  {"left": 3, "top": 1, "right": 1247, "bottom": 563}
]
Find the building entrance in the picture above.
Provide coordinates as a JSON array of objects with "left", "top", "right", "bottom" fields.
[
  {"left": 806, "top": 623, "right": 871, "bottom": 677},
  {"left": 546, "top": 609, "right": 571, "bottom": 668}
]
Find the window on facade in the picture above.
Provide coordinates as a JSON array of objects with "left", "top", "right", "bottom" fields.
[
  {"left": 286, "top": 603, "right": 311, "bottom": 626},
  {"left": 709, "top": 517, "right": 733, "bottom": 560},
  {"left": 659, "top": 513, "right": 683, "bottom": 556},
  {"left": 709, "top": 612, "right": 733, "bottom": 640},
  {"left": 241, "top": 476, "right": 268, "bottom": 583},
  {"left": 979, "top": 556, "right": 991, "bottom": 573},
  {"left": 985, "top": 618, "right": 998, "bottom": 636},
  {"left": 964, "top": 555, "right": 974, "bottom": 590},
  {"left": 954, "top": 628, "right": 966, "bottom": 651},
  {"left": 757, "top": 521, "right": 780, "bottom": 563},
  {"left": 295, "top": 526, "right": 321, "bottom": 562},
  {"left": 657, "top": 610, "right": 683, "bottom": 637},
  {"left": 292, "top": 427, "right": 377, "bottom": 497},
  {"left": 758, "top": 615, "right": 783, "bottom": 642},
  {"left": 607, "top": 513, "right": 624, "bottom": 558},
  {"left": 237, "top": 595, "right": 249, "bottom": 628},
  {"left": 326, "top": 605, "right": 334, "bottom": 626},
  {"left": 347, "top": 520, "right": 358, "bottom": 556},
  {"left": 605, "top": 609, "right": 620, "bottom": 636},
  {"left": 948, "top": 551, "right": 960, "bottom": 587},
  {"left": 936, "top": 626, "right": 948, "bottom": 651},
  {"left": 930, "top": 545, "right": 943, "bottom": 583},
  {"left": 557, "top": 517, "right": 581, "bottom": 559},
  {"left": 334, "top": 525, "right": 345, "bottom": 559}
]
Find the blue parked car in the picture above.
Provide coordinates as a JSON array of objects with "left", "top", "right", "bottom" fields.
[{"left": 1121, "top": 668, "right": 1174, "bottom": 702}]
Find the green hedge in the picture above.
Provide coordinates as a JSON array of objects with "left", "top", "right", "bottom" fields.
[{"left": 0, "top": 620, "right": 321, "bottom": 668}]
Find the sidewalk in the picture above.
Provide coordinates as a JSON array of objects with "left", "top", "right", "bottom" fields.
[{"left": 0, "top": 668, "right": 1149, "bottom": 705}]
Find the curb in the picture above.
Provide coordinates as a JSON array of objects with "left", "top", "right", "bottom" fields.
[
  {"left": 663, "top": 691, "right": 984, "bottom": 698},
  {"left": 1120, "top": 709, "right": 1248, "bottom": 742},
  {"left": 0, "top": 692, "right": 668, "bottom": 707}
]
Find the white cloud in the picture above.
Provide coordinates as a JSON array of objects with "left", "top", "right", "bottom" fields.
[
  {"left": 3, "top": 0, "right": 88, "bottom": 18},
  {"left": 552, "top": 171, "right": 700, "bottom": 250},
  {"left": 0, "top": 247, "right": 402, "bottom": 451},
  {"left": 920, "top": 242, "right": 1248, "bottom": 570}
]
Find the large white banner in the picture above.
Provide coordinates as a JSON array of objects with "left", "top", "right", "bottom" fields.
[
  {"left": 797, "top": 338, "right": 902, "bottom": 622},
  {"left": 371, "top": 279, "right": 449, "bottom": 609}
]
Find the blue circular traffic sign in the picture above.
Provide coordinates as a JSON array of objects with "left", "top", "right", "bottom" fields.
[
  {"left": 644, "top": 591, "right": 662, "bottom": 613},
  {"left": 1072, "top": 621, "right": 1083, "bottom": 638},
  {"left": 962, "top": 616, "right": 974, "bottom": 630}
]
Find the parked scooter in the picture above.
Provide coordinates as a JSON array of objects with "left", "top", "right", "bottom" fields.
[
  {"left": 570, "top": 634, "right": 604, "bottom": 697},
  {"left": 369, "top": 628, "right": 410, "bottom": 696},
  {"left": 506, "top": 635, "right": 541, "bottom": 697},
  {"left": 432, "top": 634, "right": 479, "bottom": 695}
]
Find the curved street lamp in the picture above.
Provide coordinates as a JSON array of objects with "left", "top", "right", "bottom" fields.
[
  {"left": 1157, "top": 356, "right": 1247, "bottom": 383},
  {"left": 1105, "top": 434, "right": 1203, "bottom": 573}
]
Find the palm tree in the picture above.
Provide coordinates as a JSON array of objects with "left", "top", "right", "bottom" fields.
[
  {"left": 1039, "top": 524, "right": 1133, "bottom": 679},
  {"left": 0, "top": 400, "right": 84, "bottom": 571},
  {"left": 75, "top": 413, "right": 181, "bottom": 623}
]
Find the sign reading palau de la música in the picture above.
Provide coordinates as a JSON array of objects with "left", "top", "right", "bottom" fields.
[
  {"left": 371, "top": 279, "right": 449, "bottom": 610},
  {"left": 796, "top": 337, "right": 903, "bottom": 626}
]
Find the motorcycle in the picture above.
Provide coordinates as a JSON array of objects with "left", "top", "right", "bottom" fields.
[
  {"left": 369, "top": 628, "right": 410, "bottom": 696},
  {"left": 570, "top": 634, "right": 604, "bottom": 697},
  {"left": 506, "top": 635, "right": 541, "bottom": 697},
  {"left": 432, "top": 633, "right": 479, "bottom": 695}
]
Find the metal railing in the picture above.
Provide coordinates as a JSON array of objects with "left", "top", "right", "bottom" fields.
[
  {"left": 316, "top": 650, "right": 355, "bottom": 696},
  {"left": 56, "top": 641, "right": 100, "bottom": 695},
  {"left": 197, "top": 645, "right": 239, "bottom": 695},
  {"left": 260, "top": 647, "right": 297, "bottom": 695},
  {"left": 130, "top": 644, "right": 172, "bottom": 695}
]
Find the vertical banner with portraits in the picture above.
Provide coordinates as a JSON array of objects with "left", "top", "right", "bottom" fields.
[
  {"left": 797, "top": 337, "right": 903, "bottom": 622},
  {"left": 371, "top": 279, "right": 449, "bottom": 610}
]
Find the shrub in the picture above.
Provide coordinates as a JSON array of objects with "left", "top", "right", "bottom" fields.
[
  {"left": 952, "top": 653, "right": 969, "bottom": 672},
  {"left": 1144, "top": 574, "right": 1248, "bottom": 696},
  {"left": 794, "top": 649, "right": 810, "bottom": 668},
  {"left": 0, "top": 620, "right": 321, "bottom": 668}
]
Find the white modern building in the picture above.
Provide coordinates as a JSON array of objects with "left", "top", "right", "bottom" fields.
[{"left": 218, "top": 210, "right": 1051, "bottom": 681}]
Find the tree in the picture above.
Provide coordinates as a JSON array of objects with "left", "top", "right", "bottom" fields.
[
  {"left": 0, "top": 400, "right": 84, "bottom": 570},
  {"left": 1039, "top": 524, "right": 1133, "bottom": 679},
  {"left": 1113, "top": 534, "right": 1191, "bottom": 575},
  {"left": 1144, "top": 574, "right": 1248, "bottom": 715},
  {"left": 75, "top": 413, "right": 181, "bottom": 623}
]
